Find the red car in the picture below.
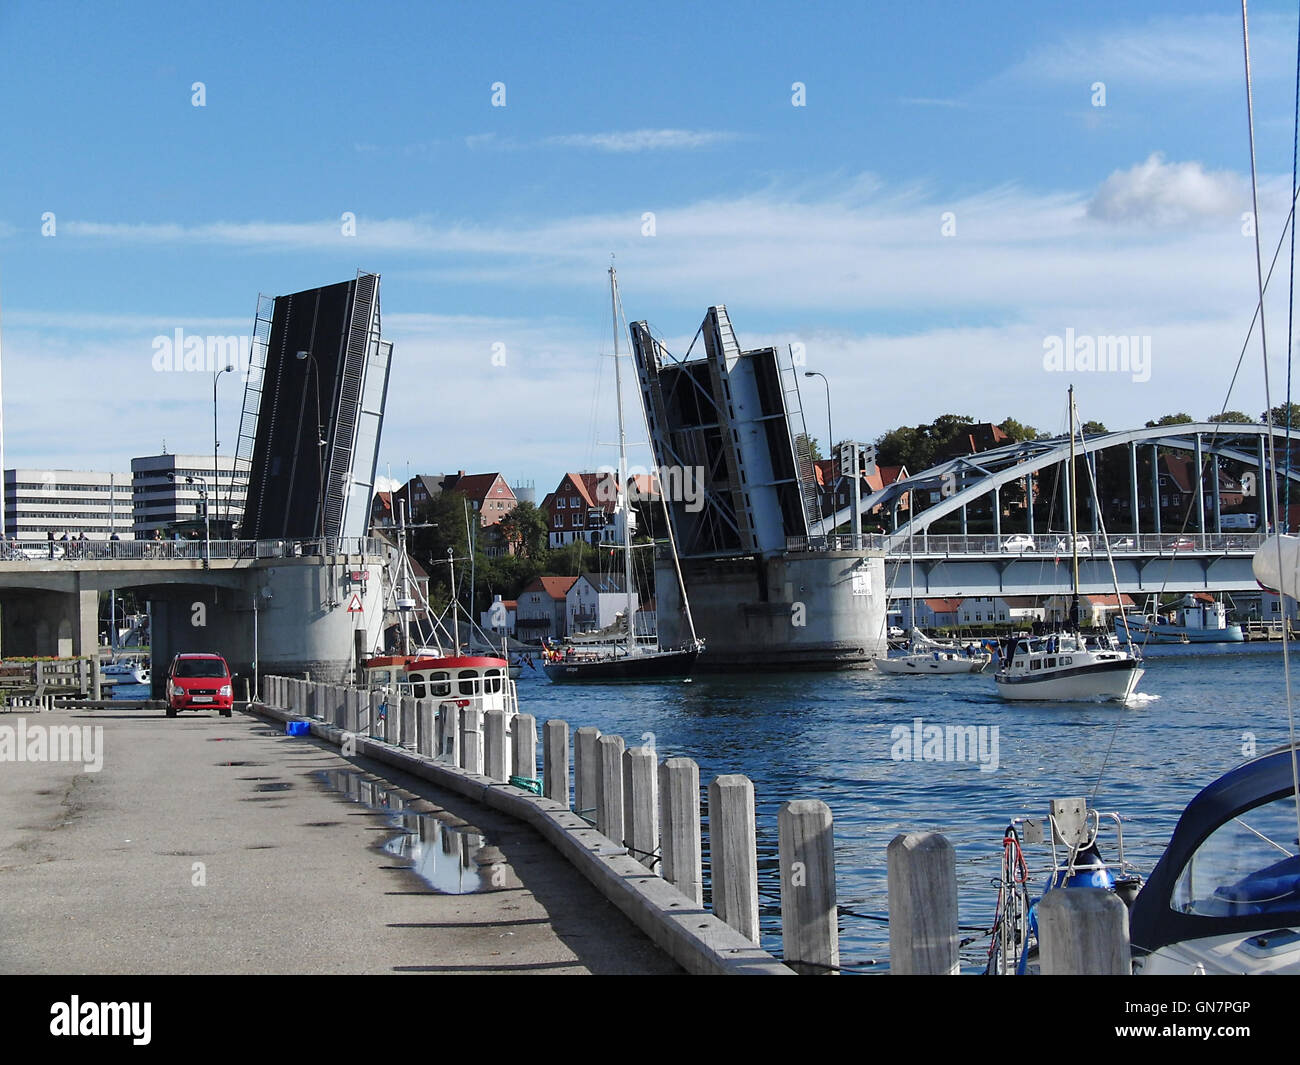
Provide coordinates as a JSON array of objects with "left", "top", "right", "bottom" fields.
[{"left": 167, "top": 653, "right": 234, "bottom": 717}]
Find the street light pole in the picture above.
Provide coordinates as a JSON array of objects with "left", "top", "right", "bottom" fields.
[{"left": 214, "top": 363, "right": 234, "bottom": 527}]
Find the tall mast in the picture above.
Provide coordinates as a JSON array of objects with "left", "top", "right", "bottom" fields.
[
  {"left": 1069, "top": 385, "right": 1080, "bottom": 631},
  {"left": 611, "top": 265, "right": 636, "bottom": 656}
]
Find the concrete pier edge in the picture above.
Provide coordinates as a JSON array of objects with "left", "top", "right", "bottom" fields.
[{"left": 251, "top": 698, "right": 793, "bottom": 976}]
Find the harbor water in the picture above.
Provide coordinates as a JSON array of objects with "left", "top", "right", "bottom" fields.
[
  {"left": 514, "top": 645, "right": 1296, "bottom": 972},
  {"left": 114, "top": 649, "right": 1296, "bottom": 971}
]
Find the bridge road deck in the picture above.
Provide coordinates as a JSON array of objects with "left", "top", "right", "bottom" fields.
[{"left": 0, "top": 706, "right": 680, "bottom": 975}]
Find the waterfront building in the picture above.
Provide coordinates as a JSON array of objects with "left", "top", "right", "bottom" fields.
[
  {"left": 515, "top": 575, "right": 577, "bottom": 643},
  {"left": 566, "top": 571, "right": 639, "bottom": 635},
  {"left": 131, "top": 453, "right": 247, "bottom": 538},
  {"left": 4, "top": 469, "right": 134, "bottom": 540}
]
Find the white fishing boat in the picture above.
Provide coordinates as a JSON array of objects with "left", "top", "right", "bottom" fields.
[
  {"left": 992, "top": 388, "right": 1143, "bottom": 702},
  {"left": 1114, "top": 594, "right": 1244, "bottom": 645}
]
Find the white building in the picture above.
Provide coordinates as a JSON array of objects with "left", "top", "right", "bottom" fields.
[
  {"left": 131, "top": 453, "right": 247, "bottom": 537},
  {"left": 4, "top": 469, "right": 134, "bottom": 540},
  {"left": 957, "top": 596, "right": 1046, "bottom": 626},
  {"left": 567, "top": 572, "right": 639, "bottom": 634}
]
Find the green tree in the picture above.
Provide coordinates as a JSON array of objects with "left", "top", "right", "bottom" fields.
[
  {"left": 998, "top": 417, "right": 1039, "bottom": 442},
  {"left": 1209, "top": 410, "right": 1253, "bottom": 424},
  {"left": 1145, "top": 413, "right": 1194, "bottom": 427},
  {"left": 498, "top": 500, "right": 549, "bottom": 560},
  {"left": 1262, "top": 403, "right": 1300, "bottom": 426},
  {"left": 1081, "top": 419, "right": 1107, "bottom": 436}
]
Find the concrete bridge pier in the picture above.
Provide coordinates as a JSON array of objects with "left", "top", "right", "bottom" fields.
[{"left": 0, "top": 587, "right": 96, "bottom": 658}]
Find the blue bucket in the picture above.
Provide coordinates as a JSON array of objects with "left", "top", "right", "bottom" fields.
[{"left": 285, "top": 721, "right": 310, "bottom": 736}]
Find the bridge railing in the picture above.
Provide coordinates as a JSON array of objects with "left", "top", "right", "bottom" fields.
[
  {"left": 0, "top": 536, "right": 390, "bottom": 563},
  {"left": 876, "top": 531, "right": 1269, "bottom": 558},
  {"left": 785, "top": 533, "right": 891, "bottom": 554}
]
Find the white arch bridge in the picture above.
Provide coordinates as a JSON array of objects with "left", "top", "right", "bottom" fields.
[{"left": 792, "top": 422, "right": 1299, "bottom": 598}]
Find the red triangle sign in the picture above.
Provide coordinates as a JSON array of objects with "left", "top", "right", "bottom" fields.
[{"left": 346, "top": 593, "right": 364, "bottom": 613}]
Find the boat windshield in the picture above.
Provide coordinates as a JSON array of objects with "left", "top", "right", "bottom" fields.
[{"left": 1171, "top": 794, "right": 1300, "bottom": 917}]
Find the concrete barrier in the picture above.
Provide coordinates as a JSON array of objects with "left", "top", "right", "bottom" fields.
[{"left": 250, "top": 697, "right": 791, "bottom": 976}]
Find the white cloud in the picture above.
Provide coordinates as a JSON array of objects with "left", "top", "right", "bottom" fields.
[
  {"left": 543, "top": 129, "right": 740, "bottom": 152},
  {"left": 1006, "top": 12, "right": 1296, "bottom": 87},
  {"left": 1087, "top": 153, "right": 1245, "bottom": 225}
]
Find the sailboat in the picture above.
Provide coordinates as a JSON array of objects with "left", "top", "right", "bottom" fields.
[
  {"left": 543, "top": 266, "right": 704, "bottom": 682},
  {"left": 876, "top": 527, "right": 990, "bottom": 674},
  {"left": 992, "top": 387, "right": 1144, "bottom": 702}
]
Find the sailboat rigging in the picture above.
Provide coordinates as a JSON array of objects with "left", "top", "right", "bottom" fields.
[
  {"left": 543, "top": 266, "right": 704, "bottom": 682},
  {"left": 992, "top": 387, "right": 1144, "bottom": 702}
]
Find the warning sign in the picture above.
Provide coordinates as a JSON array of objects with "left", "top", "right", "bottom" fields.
[{"left": 346, "top": 593, "right": 364, "bottom": 614}]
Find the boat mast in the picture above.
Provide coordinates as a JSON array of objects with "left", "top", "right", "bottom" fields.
[
  {"left": 447, "top": 546, "right": 459, "bottom": 652},
  {"left": 1068, "top": 385, "right": 1080, "bottom": 631},
  {"left": 611, "top": 265, "right": 636, "bottom": 656}
]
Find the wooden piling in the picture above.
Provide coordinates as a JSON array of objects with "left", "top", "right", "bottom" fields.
[
  {"left": 440, "top": 701, "right": 461, "bottom": 765},
  {"left": 623, "top": 746, "right": 659, "bottom": 870},
  {"left": 512, "top": 713, "right": 537, "bottom": 782},
  {"left": 709, "top": 774, "right": 760, "bottom": 944},
  {"left": 400, "top": 695, "right": 416, "bottom": 749},
  {"left": 596, "top": 735, "right": 626, "bottom": 843},
  {"left": 778, "top": 799, "right": 839, "bottom": 975},
  {"left": 659, "top": 757, "right": 702, "bottom": 905},
  {"left": 543, "top": 719, "right": 570, "bottom": 806},
  {"left": 416, "top": 698, "right": 434, "bottom": 757},
  {"left": 1038, "top": 887, "right": 1131, "bottom": 975},
  {"left": 887, "top": 831, "right": 959, "bottom": 975},
  {"left": 460, "top": 705, "right": 483, "bottom": 775},
  {"left": 484, "top": 709, "right": 509, "bottom": 781},
  {"left": 574, "top": 726, "right": 601, "bottom": 820}
]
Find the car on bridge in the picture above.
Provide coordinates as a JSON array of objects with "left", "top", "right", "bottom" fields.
[
  {"left": 1054, "top": 535, "right": 1091, "bottom": 554},
  {"left": 1166, "top": 537, "right": 1197, "bottom": 551},
  {"left": 1109, "top": 536, "right": 1136, "bottom": 550},
  {"left": 166, "top": 653, "right": 233, "bottom": 717},
  {"left": 1000, "top": 534, "right": 1036, "bottom": 553}
]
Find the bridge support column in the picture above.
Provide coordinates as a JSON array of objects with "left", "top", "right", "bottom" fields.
[
  {"left": 1212, "top": 447, "right": 1222, "bottom": 532},
  {"left": 1026, "top": 471, "right": 1034, "bottom": 535},
  {"left": 1258, "top": 434, "right": 1268, "bottom": 530},
  {"left": 1150, "top": 444, "right": 1161, "bottom": 536},
  {"left": 1129, "top": 443, "right": 1139, "bottom": 537},
  {"left": 0, "top": 589, "right": 92, "bottom": 658},
  {"left": 1194, "top": 433, "right": 1205, "bottom": 534},
  {"left": 993, "top": 486, "right": 1001, "bottom": 538}
]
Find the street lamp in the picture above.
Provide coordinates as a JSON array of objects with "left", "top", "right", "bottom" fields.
[
  {"left": 214, "top": 363, "right": 235, "bottom": 527},
  {"left": 167, "top": 472, "right": 210, "bottom": 569},
  {"left": 804, "top": 370, "right": 835, "bottom": 508},
  {"left": 296, "top": 351, "right": 327, "bottom": 550}
]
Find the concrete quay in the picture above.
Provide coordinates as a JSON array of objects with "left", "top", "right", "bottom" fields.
[{"left": 0, "top": 705, "right": 680, "bottom": 974}]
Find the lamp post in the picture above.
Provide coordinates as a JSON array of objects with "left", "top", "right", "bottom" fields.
[
  {"left": 214, "top": 363, "right": 235, "bottom": 527},
  {"left": 804, "top": 370, "right": 835, "bottom": 519},
  {"left": 296, "top": 351, "right": 327, "bottom": 550},
  {"left": 168, "top": 472, "right": 210, "bottom": 569}
]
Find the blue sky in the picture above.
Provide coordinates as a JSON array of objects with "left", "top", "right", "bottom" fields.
[{"left": 4, "top": 0, "right": 1300, "bottom": 494}]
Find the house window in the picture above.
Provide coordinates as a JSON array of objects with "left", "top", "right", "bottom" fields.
[
  {"left": 570, "top": 496, "right": 579, "bottom": 507},
  {"left": 557, "top": 498, "right": 566, "bottom": 508}
]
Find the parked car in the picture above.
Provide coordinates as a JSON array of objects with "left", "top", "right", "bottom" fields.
[
  {"left": 1000, "top": 534, "right": 1036, "bottom": 553},
  {"left": 1109, "top": 536, "right": 1136, "bottom": 550},
  {"left": 1166, "top": 537, "right": 1196, "bottom": 550},
  {"left": 1054, "top": 535, "right": 1091, "bottom": 554},
  {"left": 167, "top": 652, "right": 233, "bottom": 717}
]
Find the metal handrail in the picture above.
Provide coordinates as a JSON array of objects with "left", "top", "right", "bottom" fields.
[{"left": 0, "top": 536, "right": 390, "bottom": 563}]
